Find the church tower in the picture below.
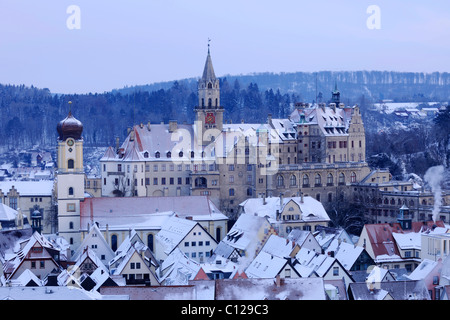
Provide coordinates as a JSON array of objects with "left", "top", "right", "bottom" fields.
[
  {"left": 195, "top": 44, "right": 224, "bottom": 146},
  {"left": 56, "top": 102, "right": 85, "bottom": 252}
]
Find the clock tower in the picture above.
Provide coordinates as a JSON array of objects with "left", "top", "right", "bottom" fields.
[
  {"left": 195, "top": 45, "right": 224, "bottom": 147},
  {"left": 56, "top": 103, "right": 85, "bottom": 252}
]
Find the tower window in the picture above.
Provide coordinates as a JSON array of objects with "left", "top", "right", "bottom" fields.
[
  {"left": 208, "top": 98, "right": 212, "bottom": 107},
  {"left": 68, "top": 159, "right": 74, "bottom": 169},
  {"left": 208, "top": 82, "right": 213, "bottom": 89},
  {"left": 68, "top": 187, "right": 74, "bottom": 196}
]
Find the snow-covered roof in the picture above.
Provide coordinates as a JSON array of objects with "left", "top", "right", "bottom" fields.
[
  {"left": 0, "top": 204, "right": 18, "bottom": 221},
  {"left": 407, "top": 259, "right": 440, "bottom": 281},
  {"left": 156, "top": 216, "right": 197, "bottom": 255},
  {"left": 0, "top": 286, "right": 103, "bottom": 300},
  {"left": 215, "top": 277, "right": 327, "bottom": 300},
  {"left": 260, "top": 234, "right": 297, "bottom": 259},
  {"left": 392, "top": 232, "right": 421, "bottom": 250},
  {"left": 245, "top": 251, "right": 289, "bottom": 279},
  {"left": 156, "top": 248, "right": 201, "bottom": 285},
  {"left": 239, "top": 196, "right": 330, "bottom": 223},
  {"left": 80, "top": 196, "right": 227, "bottom": 231},
  {"left": 333, "top": 241, "right": 364, "bottom": 271}
]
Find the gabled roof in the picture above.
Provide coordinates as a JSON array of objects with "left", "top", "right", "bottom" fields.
[
  {"left": 71, "top": 223, "right": 114, "bottom": 262},
  {"left": 260, "top": 234, "right": 298, "bottom": 259},
  {"left": 156, "top": 216, "right": 199, "bottom": 255},
  {"left": 3, "top": 232, "right": 60, "bottom": 279},
  {"left": 156, "top": 248, "right": 201, "bottom": 285},
  {"left": 239, "top": 196, "right": 330, "bottom": 224},
  {"left": 245, "top": 251, "right": 293, "bottom": 279},
  {"left": 222, "top": 214, "right": 273, "bottom": 253}
]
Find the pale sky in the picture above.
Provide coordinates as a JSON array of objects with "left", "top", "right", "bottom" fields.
[{"left": 0, "top": 0, "right": 449, "bottom": 94}]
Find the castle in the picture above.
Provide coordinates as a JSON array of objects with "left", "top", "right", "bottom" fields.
[{"left": 98, "top": 48, "right": 371, "bottom": 217}]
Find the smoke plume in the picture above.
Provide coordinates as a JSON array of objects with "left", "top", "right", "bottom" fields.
[{"left": 424, "top": 165, "right": 445, "bottom": 222}]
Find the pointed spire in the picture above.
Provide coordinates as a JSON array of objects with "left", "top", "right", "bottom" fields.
[{"left": 202, "top": 40, "right": 216, "bottom": 82}]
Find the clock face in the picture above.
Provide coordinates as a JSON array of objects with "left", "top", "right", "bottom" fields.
[
  {"left": 205, "top": 112, "right": 215, "bottom": 124},
  {"left": 67, "top": 139, "right": 74, "bottom": 146}
]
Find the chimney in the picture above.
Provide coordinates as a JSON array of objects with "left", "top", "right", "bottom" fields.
[
  {"left": 106, "top": 224, "right": 109, "bottom": 245},
  {"left": 263, "top": 193, "right": 266, "bottom": 205},
  {"left": 147, "top": 121, "right": 151, "bottom": 131},
  {"left": 115, "top": 137, "right": 120, "bottom": 152},
  {"left": 300, "top": 192, "right": 304, "bottom": 203},
  {"left": 169, "top": 120, "right": 177, "bottom": 133},
  {"left": 275, "top": 274, "right": 281, "bottom": 287},
  {"left": 267, "top": 114, "right": 273, "bottom": 126},
  {"left": 279, "top": 192, "right": 283, "bottom": 206}
]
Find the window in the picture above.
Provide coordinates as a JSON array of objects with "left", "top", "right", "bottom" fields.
[
  {"left": 185, "top": 242, "right": 189, "bottom": 247},
  {"left": 339, "top": 173, "right": 345, "bottom": 185},
  {"left": 153, "top": 178, "right": 158, "bottom": 185},
  {"left": 327, "top": 173, "right": 333, "bottom": 186},
  {"left": 303, "top": 174, "right": 310, "bottom": 187},
  {"left": 68, "top": 187, "right": 74, "bottom": 196},
  {"left": 68, "top": 159, "right": 74, "bottom": 169},
  {"left": 290, "top": 175, "right": 296, "bottom": 186},
  {"left": 155, "top": 151, "right": 160, "bottom": 158},
  {"left": 9, "top": 197, "right": 17, "bottom": 210},
  {"left": 277, "top": 175, "right": 284, "bottom": 187},
  {"left": 315, "top": 174, "right": 321, "bottom": 186},
  {"left": 229, "top": 188, "right": 235, "bottom": 196},
  {"left": 351, "top": 172, "right": 357, "bottom": 183},
  {"left": 69, "top": 222, "right": 74, "bottom": 229},
  {"left": 333, "top": 267, "right": 339, "bottom": 276},
  {"left": 111, "top": 235, "right": 118, "bottom": 252},
  {"left": 117, "top": 164, "right": 122, "bottom": 172}
]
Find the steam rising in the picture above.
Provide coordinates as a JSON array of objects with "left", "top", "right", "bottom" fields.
[{"left": 424, "top": 165, "right": 445, "bottom": 222}]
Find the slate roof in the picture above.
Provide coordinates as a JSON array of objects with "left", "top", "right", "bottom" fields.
[{"left": 348, "top": 280, "right": 431, "bottom": 300}]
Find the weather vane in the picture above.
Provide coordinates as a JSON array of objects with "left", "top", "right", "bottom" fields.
[{"left": 208, "top": 38, "right": 211, "bottom": 53}]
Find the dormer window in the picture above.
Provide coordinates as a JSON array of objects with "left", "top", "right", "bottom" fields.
[
  {"left": 179, "top": 151, "right": 183, "bottom": 158},
  {"left": 155, "top": 152, "right": 160, "bottom": 158},
  {"left": 166, "top": 151, "right": 171, "bottom": 158},
  {"left": 144, "top": 151, "right": 149, "bottom": 158}
]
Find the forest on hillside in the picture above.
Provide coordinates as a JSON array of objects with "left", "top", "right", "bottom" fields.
[{"left": 0, "top": 70, "right": 449, "bottom": 179}]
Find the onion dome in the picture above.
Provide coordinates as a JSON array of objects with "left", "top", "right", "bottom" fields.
[{"left": 57, "top": 110, "right": 83, "bottom": 141}]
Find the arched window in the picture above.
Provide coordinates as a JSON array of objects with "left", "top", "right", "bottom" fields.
[
  {"left": 327, "top": 173, "right": 333, "bottom": 186},
  {"left": 290, "top": 175, "right": 296, "bottom": 186},
  {"left": 68, "top": 187, "right": 74, "bottom": 196},
  {"left": 350, "top": 172, "right": 357, "bottom": 183},
  {"left": 339, "top": 173, "right": 345, "bottom": 185},
  {"left": 315, "top": 174, "right": 322, "bottom": 186},
  {"left": 147, "top": 234, "right": 154, "bottom": 252},
  {"left": 215, "top": 98, "right": 218, "bottom": 106},
  {"left": 191, "top": 151, "right": 195, "bottom": 158},
  {"left": 68, "top": 159, "right": 74, "bottom": 169},
  {"left": 69, "top": 221, "right": 74, "bottom": 229},
  {"left": 208, "top": 82, "right": 213, "bottom": 89},
  {"left": 216, "top": 227, "right": 221, "bottom": 242},
  {"left": 303, "top": 174, "right": 310, "bottom": 187},
  {"left": 277, "top": 175, "right": 284, "bottom": 187},
  {"left": 208, "top": 98, "right": 212, "bottom": 107},
  {"left": 229, "top": 188, "right": 235, "bottom": 196},
  {"left": 201, "top": 98, "right": 205, "bottom": 107},
  {"left": 179, "top": 151, "right": 183, "bottom": 158},
  {"left": 111, "top": 235, "right": 118, "bottom": 252}
]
